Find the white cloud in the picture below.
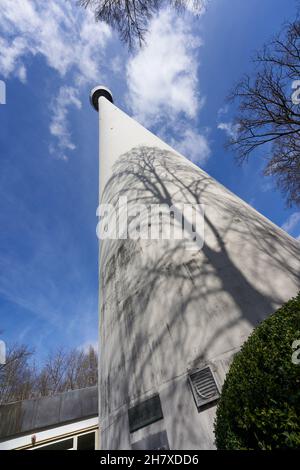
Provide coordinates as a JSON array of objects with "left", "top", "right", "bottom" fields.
[
  {"left": 184, "top": 0, "right": 208, "bottom": 14},
  {"left": 0, "top": 0, "right": 111, "bottom": 81},
  {"left": 217, "top": 105, "right": 229, "bottom": 117},
  {"left": 49, "top": 86, "right": 82, "bottom": 161},
  {"left": 260, "top": 180, "right": 273, "bottom": 193},
  {"left": 111, "top": 56, "right": 124, "bottom": 75},
  {"left": 171, "top": 127, "right": 210, "bottom": 165},
  {"left": 126, "top": 8, "right": 203, "bottom": 127},
  {"left": 0, "top": 0, "right": 112, "bottom": 158},
  {"left": 126, "top": 7, "right": 210, "bottom": 166},
  {"left": 0, "top": 1, "right": 209, "bottom": 165},
  {"left": 281, "top": 212, "right": 300, "bottom": 236},
  {"left": 17, "top": 65, "right": 27, "bottom": 83},
  {"left": 0, "top": 36, "right": 27, "bottom": 78},
  {"left": 217, "top": 121, "right": 239, "bottom": 140}
]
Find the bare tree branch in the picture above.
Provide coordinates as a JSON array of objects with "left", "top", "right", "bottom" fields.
[
  {"left": 227, "top": 14, "right": 300, "bottom": 206},
  {"left": 0, "top": 344, "right": 98, "bottom": 404},
  {"left": 78, "top": 0, "right": 206, "bottom": 48}
]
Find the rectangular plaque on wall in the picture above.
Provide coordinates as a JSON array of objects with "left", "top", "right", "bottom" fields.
[
  {"left": 128, "top": 394, "right": 163, "bottom": 433},
  {"left": 132, "top": 430, "right": 170, "bottom": 450}
]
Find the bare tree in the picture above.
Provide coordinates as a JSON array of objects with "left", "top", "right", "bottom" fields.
[
  {"left": 227, "top": 15, "right": 300, "bottom": 207},
  {"left": 0, "top": 344, "right": 98, "bottom": 404},
  {"left": 75, "top": 346, "right": 98, "bottom": 388},
  {"left": 36, "top": 346, "right": 98, "bottom": 396},
  {"left": 41, "top": 348, "right": 70, "bottom": 395},
  {"left": 79, "top": 0, "right": 206, "bottom": 47},
  {"left": 0, "top": 345, "right": 34, "bottom": 405},
  {"left": 39, "top": 346, "right": 98, "bottom": 395}
]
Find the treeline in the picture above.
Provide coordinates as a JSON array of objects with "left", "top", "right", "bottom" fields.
[{"left": 0, "top": 344, "right": 98, "bottom": 405}]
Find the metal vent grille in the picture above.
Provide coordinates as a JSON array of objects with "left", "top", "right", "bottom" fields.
[{"left": 188, "top": 366, "right": 219, "bottom": 408}]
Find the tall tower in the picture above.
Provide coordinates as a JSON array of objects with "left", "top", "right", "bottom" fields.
[{"left": 91, "top": 87, "right": 300, "bottom": 450}]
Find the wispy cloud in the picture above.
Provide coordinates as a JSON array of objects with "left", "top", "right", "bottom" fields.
[
  {"left": 0, "top": 189, "right": 99, "bottom": 348},
  {"left": 217, "top": 105, "right": 229, "bottom": 117},
  {"left": 170, "top": 126, "right": 211, "bottom": 165},
  {"left": 126, "top": 8, "right": 202, "bottom": 125},
  {"left": 217, "top": 121, "right": 239, "bottom": 140},
  {"left": 0, "top": 0, "right": 112, "bottom": 158},
  {"left": 0, "top": 0, "right": 111, "bottom": 81},
  {"left": 184, "top": 0, "right": 208, "bottom": 14},
  {"left": 49, "top": 86, "right": 82, "bottom": 161},
  {"left": 0, "top": 2, "right": 210, "bottom": 164},
  {"left": 217, "top": 104, "right": 240, "bottom": 141},
  {"left": 126, "top": 7, "right": 209, "bottom": 165},
  {"left": 281, "top": 212, "right": 300, "bottom": 239}
]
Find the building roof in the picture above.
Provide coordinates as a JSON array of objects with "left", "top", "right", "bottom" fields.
[{"left": 0, "top": 386, "right": 98, "bottom": 440}]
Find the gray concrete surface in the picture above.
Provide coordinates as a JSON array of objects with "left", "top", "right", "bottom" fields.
[
  {"left": 97, "top": 97, "right": 300, "bottom": 450},
  {"left": 0, "top": 386, "right": 98, "bottom": 439}
]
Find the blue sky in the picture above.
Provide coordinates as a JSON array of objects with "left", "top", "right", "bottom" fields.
[{"left": 0, "top": 0, "right": 299, "bottom": 363}]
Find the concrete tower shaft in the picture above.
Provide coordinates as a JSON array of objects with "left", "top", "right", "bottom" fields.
[{"left": 92, "top": 88, "right": 300, "bottom": 450}]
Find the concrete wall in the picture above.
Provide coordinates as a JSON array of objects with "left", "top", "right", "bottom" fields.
[
  {"left": 98, "top": 98, "right": 300, "bottom": 450},
  {"left": 0, "top": 386, "right": 98, "bottom": 441}
]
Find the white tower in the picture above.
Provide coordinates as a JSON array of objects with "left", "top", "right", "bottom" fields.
[{"left": 91, "top": 87, "right": 300, "bottom": 450}]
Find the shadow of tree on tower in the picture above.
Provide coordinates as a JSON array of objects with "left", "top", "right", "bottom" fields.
[{"left": 99, "top": 146, "right": 300, "bottom": 449}]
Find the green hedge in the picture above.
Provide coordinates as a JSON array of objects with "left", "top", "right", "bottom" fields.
[{"left": 214, "top": 292, "right": 300, "bottom": 449}]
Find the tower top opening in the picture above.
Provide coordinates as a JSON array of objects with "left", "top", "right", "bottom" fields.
[{"left": 90, "top": 86, "right": 113, "bottom": 111}]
